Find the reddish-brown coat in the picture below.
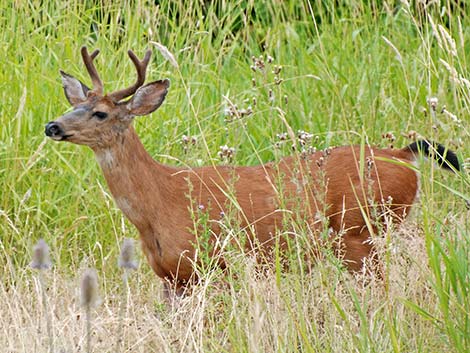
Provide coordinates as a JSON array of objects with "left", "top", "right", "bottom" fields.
[
  {"left": 94, "top": 126, "right": 418, "bottom": 282},
  {"left": 46, "top": 48, "right": 428, "bottom": 293}
]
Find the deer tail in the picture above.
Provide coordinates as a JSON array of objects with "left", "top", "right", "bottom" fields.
[{"left": 405, "top": 140, "right": 460, "bottom": 172}]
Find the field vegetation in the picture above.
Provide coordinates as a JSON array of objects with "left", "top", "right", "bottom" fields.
[{"left": 1, "top": 0, "right": 469, "bottom": 352}]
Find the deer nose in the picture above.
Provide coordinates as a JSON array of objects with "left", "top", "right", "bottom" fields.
[{"left": 45, "top": 122, "right": 63, "bottom": 137}]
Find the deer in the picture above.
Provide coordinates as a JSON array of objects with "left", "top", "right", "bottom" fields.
[{"left": 45, "top": 47, "right": 460, "bottom": 296}]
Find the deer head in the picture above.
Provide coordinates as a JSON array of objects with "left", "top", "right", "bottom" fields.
[{"left": 45, "top": 47, "right": 170, "bottom": 149}]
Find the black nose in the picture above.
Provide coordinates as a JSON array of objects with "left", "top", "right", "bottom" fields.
[{"left": 45, "top": 122, "right": 63, "bottom": 137}]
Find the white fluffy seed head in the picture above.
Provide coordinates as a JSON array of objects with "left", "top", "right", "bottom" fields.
[
  {"left": 118, "top": 238, "right": 138, "bottom": 270},
  {"left": 30, "top": 239, "right": 52, "bottom": 270},
  {"left": 80, "top": 268, "right": 100, "bottom": 308},
  {"left": 150, "top": 41, "right": 179, "bottom": 68}
]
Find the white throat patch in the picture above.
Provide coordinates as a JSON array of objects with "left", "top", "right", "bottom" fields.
[{"left": 95, "top": 149, "right": 115, "bottom": 169}]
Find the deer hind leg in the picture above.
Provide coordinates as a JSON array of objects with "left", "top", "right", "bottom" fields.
[
  {"left": 340, "top": 228, "right": 377, "bottom": 272},
  {"left": 341, "top": 203, "right": 413, "bottom": 275}
]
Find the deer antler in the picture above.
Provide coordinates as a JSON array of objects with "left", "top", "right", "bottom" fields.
[
  {"left": 81, "top": 46, "right": 103, "bottom": 95},
  {"left": 109, "top": 49, "right": 152, "bottom": 102}
]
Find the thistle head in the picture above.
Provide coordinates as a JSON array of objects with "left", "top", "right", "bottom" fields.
[
  {"left": 30, "top": 239, "right": 52, "bottom": 270},
  {"left": 80, "top": 268, "right": 100, "bottom": 308},
  {"left": 118, "top": 238, "right": 138, "bottom": 270}
]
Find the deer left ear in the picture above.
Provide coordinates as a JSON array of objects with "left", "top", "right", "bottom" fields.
[
  {"left": 126, "top": 79, "right": 170, "bottom": 116},
  {"left": 60, "top": 70, "right": 90, "bottom": 106}
]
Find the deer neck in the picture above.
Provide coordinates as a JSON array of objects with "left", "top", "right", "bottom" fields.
[{"left": 92, "top": 126, "right": 171, "bottom": 228}]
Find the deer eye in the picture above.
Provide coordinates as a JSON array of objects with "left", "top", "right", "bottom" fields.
[{"left": 92, "top": 111, "right": 108, "bottom": 120}]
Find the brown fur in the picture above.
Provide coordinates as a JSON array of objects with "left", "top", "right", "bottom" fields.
[
  {"left": 93, "top": 127, "right": 419, "bottom": 285},
  {"left": 46, "top": 48, "right": 435, "bottom": 294}
]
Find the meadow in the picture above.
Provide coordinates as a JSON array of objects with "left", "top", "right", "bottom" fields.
[{"left": 1, "top": 0, "right": 469, "bottom": 352}]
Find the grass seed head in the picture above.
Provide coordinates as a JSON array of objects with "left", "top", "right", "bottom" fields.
[
  {"left": 274, "top": 76, "right": 283, "bottom": 85},
  {"left": 276, "top": 132, "right": 288, "bottom": 141},
  {"left": 427, "top": 97, "right": 438, "bottom": 112},
  {"left": 150, "top": 41, "right": 179, "bottom": 68},
  {"left": 382, "top": 132, "right": 396, "bottom": 148},
  {"left": 118, "top": 238, "right": 138, "bottom": 270},
  {"left": 268, "top": 89, "right": 274, "bottom": 102},
  {"left": 297, "top": 130, "right": 313, "bottom": 146},
  {"left": 30, "top": 238, "right": 52, "bottom": 270},
  {"left": 218, "top": 145, "right": 236, "bottom": 162},
  {"left": 80, "top": 269, "right": 100, "bottom": 308},
  {"left": 251, "top": 55, "right": 266, "bottom": 71},
  {"left": 405, "top": 130, "right": 418, "bottom": 140}
]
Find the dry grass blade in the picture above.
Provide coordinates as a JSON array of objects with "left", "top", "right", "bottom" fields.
[
  {"left": 1, "top": 1, "right": 469, "bottom": 352},
  {"left": 150, "top": 41, "right": 179, "bottom": 69}
]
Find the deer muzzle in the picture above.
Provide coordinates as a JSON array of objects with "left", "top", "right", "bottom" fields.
[{"left": 45, "top": 121, "right": 70, "bottom": 141}]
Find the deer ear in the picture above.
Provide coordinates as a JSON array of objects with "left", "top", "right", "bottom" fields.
[
  {"left": 126, "top": 79, "right": 170, "bottom": 116},
  {"left": 60, "top": 70, "right": 90, "bottom": 106}
]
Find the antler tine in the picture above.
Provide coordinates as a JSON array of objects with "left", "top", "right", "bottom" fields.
[
  {"left": 80, "top": 46, "right": 103, "bottom": 95},
  {"left": 90, "top": 49, "right": 99, "bottom": 60},
  {"left": 109, "top": 49, "right": 152, "bottom": 102}
]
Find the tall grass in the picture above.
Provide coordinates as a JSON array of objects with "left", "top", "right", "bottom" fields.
[{"left": 1, "top": 0, "right": 469, "bottom": 352}]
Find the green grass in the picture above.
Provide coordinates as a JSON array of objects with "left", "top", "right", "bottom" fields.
[{"left": 1, "top": 0, "right": 469, "bottom": 352}]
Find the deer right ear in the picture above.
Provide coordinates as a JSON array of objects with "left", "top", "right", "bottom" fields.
[
  {"left": 60, "top": 70, "right": 90, "bottom": 106},
  {"left": 126, "top": 79, "right": 170, "bottom": 116}
]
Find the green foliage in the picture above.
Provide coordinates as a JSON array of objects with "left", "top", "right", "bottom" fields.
[{"left": 1, "top": 0, "right": 469, "bottom": 352}]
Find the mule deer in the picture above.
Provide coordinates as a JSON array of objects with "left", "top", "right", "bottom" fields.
[{"left": 45, "top": 47, "right": 460, "bottom": 294}]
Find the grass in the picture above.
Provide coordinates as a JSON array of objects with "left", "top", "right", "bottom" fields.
[{"left": 1, "top": 0, "right": 469, "bottom": 352}]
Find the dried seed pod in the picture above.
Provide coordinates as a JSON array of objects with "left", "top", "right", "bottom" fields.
[
  {"left": 30, "top": 239, "right": 52, "bottom": 270},
  {"left": 427, "top": 97, "right": 438, "bottom": 112},
  {"left": 274, "top": 76, "right": 283, "bottom": 85},
  {"left": 218, "top": 145, "right": 236, "bottom": 162},
  {"left": 118, "top": 238, "right": 138, "bottom": 270},
  {"left": 316, "top": 157, "right": 324, "bottom": 167},
  {"left": 406, "top": 130, "right": 417, "bottom": 140},
  {"left": 80, "top": 268, "right": 100, "bottom": 308},
  {"left": 268, "top": 89, "right": 274, "bottom": 102},
  {"left": 381, "top": 132, "right": 396, "bottom": 142}
]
